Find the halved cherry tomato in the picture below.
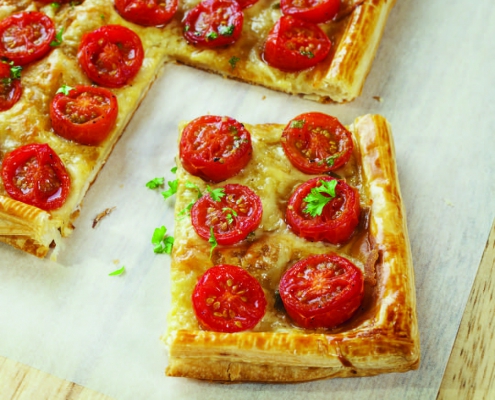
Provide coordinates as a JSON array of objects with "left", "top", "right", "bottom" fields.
[
  {"left": 1, "top": 143, "right": 71, "bottom": 210},
  {"left": 279, "top": 253, "right": 364, "bottom": 329},
  {"left": 179, "top": 115, "right": 252, "bottom": 182},
  {"left": 50, "top": 85, "right": 118, "bottom": 146},
  {"left": 236, "top": 0, "right": 259, "bottom": 9},
  {"left": 286, "top": 176, "right": 360, "bottom": 244},
  {"left": 281, "top": 0, "right": 340, "bottom": 24},
  {"left": 77, "top": 25, "right": 144, "bottom": 88},
  {"left": 281, "top": 112, "right": 353, "bottom": 174},
  {"left": 183, "top": 0, "right": 243, "bottom": 48},
  {"left": 114, "top": 0, "right": 178, "bottom": 27},
  {"left": 191, "top": 183, "right": 262, "bottom": 245},
  {"left": 262, "top": 16, "right": 331, "bottom": 72},
  {"left": 0, "top": 11, "right": 56, "bottom": 66},
  {"left": 192, "top": 264, "right": 267, "bottom": 332},
  {"left": 0, "top": 62, "right": 22, "bottom": 111}
]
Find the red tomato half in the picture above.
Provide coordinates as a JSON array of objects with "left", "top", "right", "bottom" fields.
[
  {"left": 262, "top": 16, "right": 331, "bottom": 72},
  {"left": 114, "top": 0, "right": 178, "bottom": 27},
  {"left": 281, "top": 0, "right": 340, "bottom": 24},
  {"left": 281, "top": 112, "right": 353, "bottom": 174},
  {"left": 191, "top": 183, "right": 262, "bottom": 245},
  {"left": 50, "top": 85, "right": 119, "bottom": 146},
  {"left": 0, "top": 62, "right": 22, "bottom": 111},
  {"left": 77, "top": 25, "right": 144, "bottom": 88},
  {"left": 286, "top": 176, "right": 360, "bottom": 244},
  {"left": 0, "top": 12, "right": 55, "bottom": 66},
  {"left": 179, "top": 115, "right": 252, "bottom": 182},
  {"left": 192, "top": 265, "right": 267, "bottom": 332},
  {"left": 1, "top": 143, "right": 71, "bottom": 210},
  {"left": 279, "top": 253, "right": 364, "bottom": 329},
  {"left": 183, "top": 0, "right": 243, "bottom": 48}
]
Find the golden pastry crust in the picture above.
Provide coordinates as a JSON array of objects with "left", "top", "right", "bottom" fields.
[{"left": 164, "top": 114, "right": 419, "bottom": 382}]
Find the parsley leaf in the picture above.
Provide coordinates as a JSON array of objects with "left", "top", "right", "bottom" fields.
[
  {"left": 56, "top": 84, "right": 74, "bottom": 95},
  {"left": 10, "top": 65, "right": 22, "bottom": 80},
  {"left": 146, "top": 177, "right": 165, "bottom": 189},
  {"left": 185, "top": 181, "right": 202, "bottom": 199},
  {"left": 303, "top": 180, "right": 338, "bottom": 217},
  {"left": 218, "top": 24, "right": 235, "bottom": 36},
  {"left": 300, "top": 50, "right": 314, "bottom": 58},
  {"left": 207, "top": 185, "right": 225, "bottom": 202},
  {"left": 229, "top": 56, "right": 240, "bottom": 70},
  {"left": 50, "top": 28, "right": 64, "bottom": 47},
  {"left": 161, "top": 179, "right": 178, "bottom": 199},
  {"left": 152, "top": 226, "right": 174, "bottom": 254},
  {"left": 208, "top": 227, "right": 217, "bottom": 258},
  {"left": 222, "top": 207, "right": 238, "bottom": 224},
  {"left": 171, "top": 166, "right": 178, "bottom": 174},
  {"left": 51, "top": 2, "right": 61, "bottom": 9},
  {"left": 206, "top": 31, "right": 218, "bottom": 40},
  {"left": 108, "top": 266, "right": 126, "bottom": 276},
  {"left": 290, "top": 119, "right": 305, "bottom": 129},
  {"left": 177, "top": 201, "right": 195, "bottom": 218}
]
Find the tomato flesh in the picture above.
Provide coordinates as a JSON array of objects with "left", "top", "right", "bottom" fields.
[
  {"left": 281, "top": 0, "right": 340, "bottom": 24},
  {"left": 114, "top": 0, "right": 178, "bottom": 27},
  {"left": 286, "top": 176, "right": 360, "bottom": 244},
  {"left": 282, "top": 112, "right": 353, "bottom": 174},
  {"left": 192, "top": 265, "right": 267, "bottom": 332},
  {"left": 0, "top": 11, "right": 56, "bottom": 66},
  {"left": 1, "top": 143, "right": 71, "bottom": 210},
  {"left": 263, "top": 16, "right": 331, "bottom": 72},
  {"left": 0, "top": 62, "right": 22, "bottom": 111},
  {"left": 77, "top": 25, "right": 144, "bottom": 88},
  {"left": 191, "top": 183, "right": 262, "bottom": 245},
  {"left": 279, "top": 253, "right": 364, "bottom": 329},
  {"left": 183, "top": 0, "right": 244, "bottom": 48},
  {"left": 179, "top": 115, "right": 252, "bottom": 182},
  {"left": 50, "top": 85, "right": 118, "bottom": 146}
]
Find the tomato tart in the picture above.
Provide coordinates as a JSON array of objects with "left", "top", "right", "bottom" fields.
[{"left": 164, "top": 113, "right": 419, "bottom": 381}]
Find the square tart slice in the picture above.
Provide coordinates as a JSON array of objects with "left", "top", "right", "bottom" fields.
[{"left": 164, "top": 113, "right": 420, "bottom": 382}]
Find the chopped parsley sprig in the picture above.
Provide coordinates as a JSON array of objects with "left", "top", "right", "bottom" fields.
[
  {"left": 303, "top": 179, "right": 338, "bottom": 217},
  {"left": 152, "top": 225, "right": 174, "bottom": 254}
]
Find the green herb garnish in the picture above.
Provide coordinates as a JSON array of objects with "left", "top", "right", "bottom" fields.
[
  {"left": 290, "top": 119, "right": 305, "bottom": 129},
  {"left": 300, "top": 50, "right": 314, "bottom": 58},
  {"left": 207, "top": 185, "right": 225, "bottom": 202},
  {"left": 145, "top": 177, "right": 165, "bottom": 189},
  {"left": 229, "top": 56, "right": 240, "bottom": 70},
  {"left": 152, "top": 226, "right": 174, "bottom": 254},
  {"left": 108, "top": 266, "right": 126, "bottom": 276},
  {"left": 161, "top": 179, "right": 178, "bottom": 199},
  {"left": 56, "top": 84, "right": 74, "bottom": 95},
  {"left": 303, "top": 179, "right": 338, "bottom": 217},
  {"left": 222, "top": 207, "right": 238, "bottom": 224},
  {"left": 50, "top": 28, "right": 64, "bottom": 47},
  {"left": 206, "top": 31, "right": 218, "bottom": 40},
  {"left": 50, "top": 2, "right": 61, "bottom": 9},
  {"left": 185, "top": 181, "right": 202, "bottom": 199},
  {"left": 208, "top": 227, "right": 217, "bottom": 258},
  {"left": 171, "top": 166, "right": 178, "bottom": 174},
  {"left": 218, "top": 24, "right": 235, "bottom": 36}
]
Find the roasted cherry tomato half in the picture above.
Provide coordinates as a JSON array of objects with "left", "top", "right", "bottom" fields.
[
  {"left": 77, "top": 25, "right": 144, "bottom": 88},
  {"left": 183, "top": 0, "right": 244, "bottom": 48},
  {"left": 263, "top": 16, "right": 331, "bottom": 72},
  {"left": 50, "top": 85, "right": 119, "bottom": 146},
  {"left": 0, "top": 62, "right": 22, "bottom": 111},
  {"left": 281, "top": 112, "right": 353, "bottom": 174},
  {"left": 286, "top": 176, "right": 360, "bottom": 244},
  {"left": 192, "top": 264, "right": 267, "bottom": 332},
  {"left": 1, "top": 143, "right": 71, "bottom": 210},
  {"left": 179, "top": 115, "right": 252, "bottom": 182},
  {"left": 236, "top": 0, "right": 259, "bottom": 9},
  {"left": 279, "top": 253, "right": 364, "bottom": 329},
  {"left": 114, "top": 0, "right": 178, "bottom": 27},
  {"left": 191, "top": 183, "right": 262, "bottom": 245},
  {"left": 281, "top": 0, "right": 340, "bottom": 24},
  {"left": 0, "top": 11, "right": 56, "bottom": 66}
]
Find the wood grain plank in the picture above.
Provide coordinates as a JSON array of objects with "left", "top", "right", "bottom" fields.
[
  {"left": 0, "top": 356, "right": 113, "bottom": 400},
  {"left": 437, "top": 219, "right": 495, "bottom": 399}
]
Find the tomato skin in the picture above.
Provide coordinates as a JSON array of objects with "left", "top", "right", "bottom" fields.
[
  {"left": 50, "top": 85, "right": 118, "bottom": 146},
  {"left": 281, "top": 112, "right": 353, "bottom": 174},
  {"left": 280, "top": 0, "right": 340, "bottom": 24},
  {"left": 279, "top": 253, "right": 364, "bottom": 329},
  {"left": 0, "top": 12, "right": 55, "bottom": 66},
  {"left": 0, "top": 62, "right": 22, "bottom": 112},
  {"left": 77, "top": 25, "right": 144, "bottom": 88},
  {"left": 236, "top": 0, "right": 259, "bottom": 8},
  {"left": 192, "top": 265, "right": 267, "bottom": 332},
  {"left": 179, "top": 115, "right": 252, "bottom": 182},
  {"left": 1, "top": 143, "right": 71, "bottom": 211},
  {"left": 191, "top": 183, "right": 262, "bottom": 245},
  {"left": 183, "top": 0, "right": 244, "bottom": 48},
  {"left": 114, "top": 0, "right": 178, "bottom": 27},
  {"left": 286, "top": 176, "right": 360, "bottom": 244},
  {"left": 263, "top": 16, "right": 331, "bottom": 72}
]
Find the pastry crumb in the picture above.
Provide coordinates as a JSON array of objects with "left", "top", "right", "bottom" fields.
[
  {"left": 373, "top": 96, "right": 383, "bottom": 102},
  {"left": 92, "top": 207, "right": 116, "bottom": 228}
]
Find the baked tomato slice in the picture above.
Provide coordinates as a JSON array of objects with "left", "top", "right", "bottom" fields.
[
  {"left": 191, "top": 183, "right": 262, "bottom": 245},
  {"left": 0, "top": 62, "right": 22, "bottom": 111},
  {"left": 77, "top": 25, "right": 144, "bottom": 88},
  {"left": 280, "top": 0, "right": 340, "bottom": 24},
  {"left": 0, "top": 11, "right": 56, "bottom": 66},
  {"left": 183, "top": 0, "right": 243, "bottom": 48},
  {"left": 286, "top": 176, "right": 360, "bottom": 244},
  {"left": 192, "top": 265, "right": 267, "bottom": 332},
  {"left": 281, "top": 112, "right": 353, "bottom": 174},
  {"left": 262, "top": 16, "right": 331, "bottom": 72},
  {"left": 179, "top": 115, "right": 252, "bottom": 182},
  {"left": 50, "top": 85, "right": 118, "bottom": 146},
  {"left": 1, "top": 143, "right": 71, "bottom": 210},
  {"left": 279, "top": 253, "right": 364, "bottom": 329},
  {"left": 114, "top": 0, "right": 178, "bottom": 27}
]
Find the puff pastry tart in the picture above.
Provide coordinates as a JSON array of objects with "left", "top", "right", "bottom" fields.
[{"left": 164, "top": 113, "right": 419, "bottom": 381}]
